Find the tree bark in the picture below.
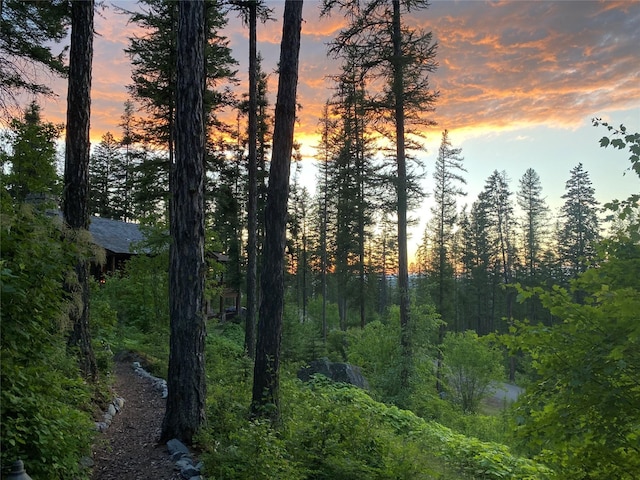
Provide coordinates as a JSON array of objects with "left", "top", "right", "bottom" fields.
[
  {"left": 63, "top": 0, "right": 97, "bottom": 382},
  {"left": 251, "top": 0, "right": 303, "bottom": 423},
  {"left": 245, "top": 0, "right": 258, "bottom": 359},
  {"left": 392, "top": 0, "right": 411, "bottom": 397},
  {"left": 161, "top": 0, "right": 207, "bottom": 445}
]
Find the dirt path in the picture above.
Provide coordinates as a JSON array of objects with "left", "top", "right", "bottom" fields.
[{"left": 91, "top": 362, "right": 181, "bottom": 480}]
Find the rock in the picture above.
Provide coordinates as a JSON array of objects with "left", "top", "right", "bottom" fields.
[
  {"left": 181, "top": 464, "right": 201, "bottom": 478},
  {"left": 167, "top": 438, "right": 191, "bottom": 457},
  {"left": 107, "top": 403, "right": 117, "bottom": 416},
  {"left": 175, "top": 457, "right": 193, "bottom": 469},
  {"left": 171, "top": 450, "right": 187, "bottom": 462},
  {"left": 95, "top": 421, "right": 108, "bottom": 432},
  {"left": 113, "top": 397, "right": 125, "bottom": 412},
  {"left": 298, "top": 358, "right": 369, "bottom": 389}
]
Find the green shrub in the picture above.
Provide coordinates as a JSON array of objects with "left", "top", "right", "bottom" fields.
[
  {"left": 0, "top": 204, "right": 95, "bottom": 478},
  {"left": 441, "top": 331, "right": 505, "bottom": 414}
]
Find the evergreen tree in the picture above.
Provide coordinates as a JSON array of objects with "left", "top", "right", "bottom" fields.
[
  {"left": 516, "top": 167, "right": 549, "bottom": 321},
  {"left": 327, "top": 63, "right": 377, "bottom": 329},
  {"left": 460, "top": 193, "right": 498, "bottom": 335},
  {"left": 162, "top": 0, "right": 207, "bottom": 445},
  {"left": 426, "top": 130, "right": 466, "bottom": 390},
  {"left": 63, "top": 0, "right": 97, "bottom": 381},
  {"left": 121, "top": 0, "right": 236, "bottom": 218},
  {"left": 427, "top": 130, "right": 466, "bottom": 328},
  {"left": 314, "top": 102, "right": 339, "bottom": 341},
  {"left": 322, "top": 0, "right": 438, "bottom": 396},
  {"left": 558, "top": 163, "right": 600, "bottom": 281},
  {"left": 116, "top": 100, "right": 138, "bottom": 222},
  {"left": 484, "top": 170, "right": 516, "bottom": 330},
  {"left": 0, "top": 0, "right": 69, "bottom": 119},
  {"left": 89, "top": 132, "right": 122, "bottom": 218},
  {"left": 252, "top": 0, "right": 303, "bottom": 423},
  {"left": 1, "top": 102, "right": 62, "bottom": 203}
]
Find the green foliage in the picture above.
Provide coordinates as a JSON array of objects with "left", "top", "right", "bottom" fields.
[
  {"left": 343, "top": 303, "right": 440, "bottom": 406},
  {"left": 441, "top": 331, "right": 504, "bottom": 413},
  {"left": 99, "top": 225, "right": 170, "bottom": 334},
  {"left": 0, "top": 203, "right": 95, "bottom": 478},
  {"left": 0, "top": 102, "right": 62, "bottom": 203},
  {"left": 282, "top": 298, "right": 328, "bottom": 363},
  {"left": 203, "top": 418, "right": 303, "bottom": 480},
  {"left": 89, "top": 285, "right": 119, "bottom": 374},
  {"left": 508, "top": 235, "right": 640, "bottom": 478},
  {"left": 193, "top": 298, "right": 546, "bottom": 479},
  {"left": 0, "top": 0, "right": 69, "bottom": 109},
  {"left": 202, "top": 322, "right": 252, "bottom": 442}
]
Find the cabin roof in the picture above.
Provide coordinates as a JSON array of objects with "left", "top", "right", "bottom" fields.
[{"left": 89, "top": 216, "right": 145, "bottom": 254}]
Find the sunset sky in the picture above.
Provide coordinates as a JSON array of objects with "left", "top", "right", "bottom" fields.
[{"left": 37, "top": 0, "right": 639, "bottom": 258}]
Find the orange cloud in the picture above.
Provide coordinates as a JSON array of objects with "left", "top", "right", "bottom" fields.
[{"left": 27, "top": 0, "right": 638, "bottom": 151}]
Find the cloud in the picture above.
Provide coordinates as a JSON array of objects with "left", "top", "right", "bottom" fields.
[
  {"left": 31, "top": 0, "right": 638, "bottom": 147},
  {"left": 420, "top": 0, "right": 640, "bottom": 133}
]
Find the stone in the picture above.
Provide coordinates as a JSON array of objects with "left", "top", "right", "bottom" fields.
[
  {"left": 175, "top": 457, "right": 194, "bottom": 470},
  {"left": 180, "top": 464, "right": 201, "bottom": 479},
  {"left": 95, "top": 421, "right": 108, "bottom": 432},
  {"left": 113, "top": 397, "right": 124, "bottom": 412},
  {"left": 107, "top": 403, "right": 117, "bottom": 416},
  {"left": 171, "top": 451, "right": 187, "bottom": 462},
  {"left": 167, "top": 438, "right": 191, "bottom": 457},
  {"left": 298, "top": 358, "right": 369, "bottom": 389}
]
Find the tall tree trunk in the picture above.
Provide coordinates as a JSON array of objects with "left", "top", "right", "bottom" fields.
[
  {"left": 251, "top": 0, "right": 303, "bottom": 423},
  {"left": 245, "top": 0, "right": 258, "bottom": 359},
  {"left": 161, "top": 0, "right": 207, "bottom": 445},
  {"left": 64, "top": 0, "right": 97, "bottom": 382},
  {"left": 392, "top": 0, "right": 411, "bottom": 397}
]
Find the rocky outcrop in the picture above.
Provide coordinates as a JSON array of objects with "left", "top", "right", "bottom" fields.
[{"left": 297, "top": 358, "right": 369, "bottom": 390}]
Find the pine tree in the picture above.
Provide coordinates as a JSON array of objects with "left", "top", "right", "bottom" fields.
[
  {"left": 1, "top": 102, "right": 62, "bottom": 203},
  {"left": 63, "top": 0, "right": 97, "bottom": 381},
  {"left": 516, "top": 168, "right": 549, "bottom": 321},
  {"left": 251, "top": 0, "right": 303, "bottom": 423},
  {"left": 426, "top": 130, "right": 466, "bottom": 391},
  {"left": 0, "top": 0, "right": 68, "bottom": 119},
  {"left": 89, "top": 132, "right": 122, "bottom": 218},
  {"left": 122, "top": 0, "right": 236, "bottom": 219},
  {"left": 161, "top": 0, "right": 207, "bottom": 445},
  {"left": 427, "top": 130, "right": 466, "bottom": 327},
  {"left": 558, "top": 163, "right": 600, "bottom": 280},
  {"left": 322, "top": 0, "right": 438, "bottom": 396}
]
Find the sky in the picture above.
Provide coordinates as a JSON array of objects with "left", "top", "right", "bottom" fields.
[{"left": 36, "top": 0, "right": 640, "bottom": 260}]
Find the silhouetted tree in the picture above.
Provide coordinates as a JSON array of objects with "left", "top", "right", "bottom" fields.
[
  {"left": 558, "top": 163, "right": 600, "bottom": 281},
  {"left": 63, "top": 0, "right": 97, "bottom": 381},
  {"left": 1, "top": 102, "right": 62, "bottom": 202},
  {"left": 251, "top": 0, "right": 303, "bottom": 423},
  {"left": 161, "top": 0, "right": 207, "bottom": 445}
]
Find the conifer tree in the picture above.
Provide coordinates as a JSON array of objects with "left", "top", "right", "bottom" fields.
[
  {"left": 89, "top": 132, "right": 122, "bottom": 218},
  {"left": 322, "top": 0, "right": 438, "bottom": 396},
  {"left": 122, "top": 0, "right": 236, "bottom": 218},
  {"left": 516, "top": 167, "right": 549, "bottom": 321},
  {"left": 1, "top": 102, "right": 62, "bottom": 202},
  {"left": 0, "top": 0, "right": 68, "bottom": 119},
  {"left": 427, "top": 130, "right": 466, "bottom": 328},
  {"left": 558, "top": 163, "right": 600, "bottom": 281},
  {"left": 63, "top": 0, "right": 97, "bottom": 381},
  {"left": 161, "top": 0, "right": 207, "bottom": 445},
  {"left": 251, "top": 0, "right": 303, "bottom": 423}
]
